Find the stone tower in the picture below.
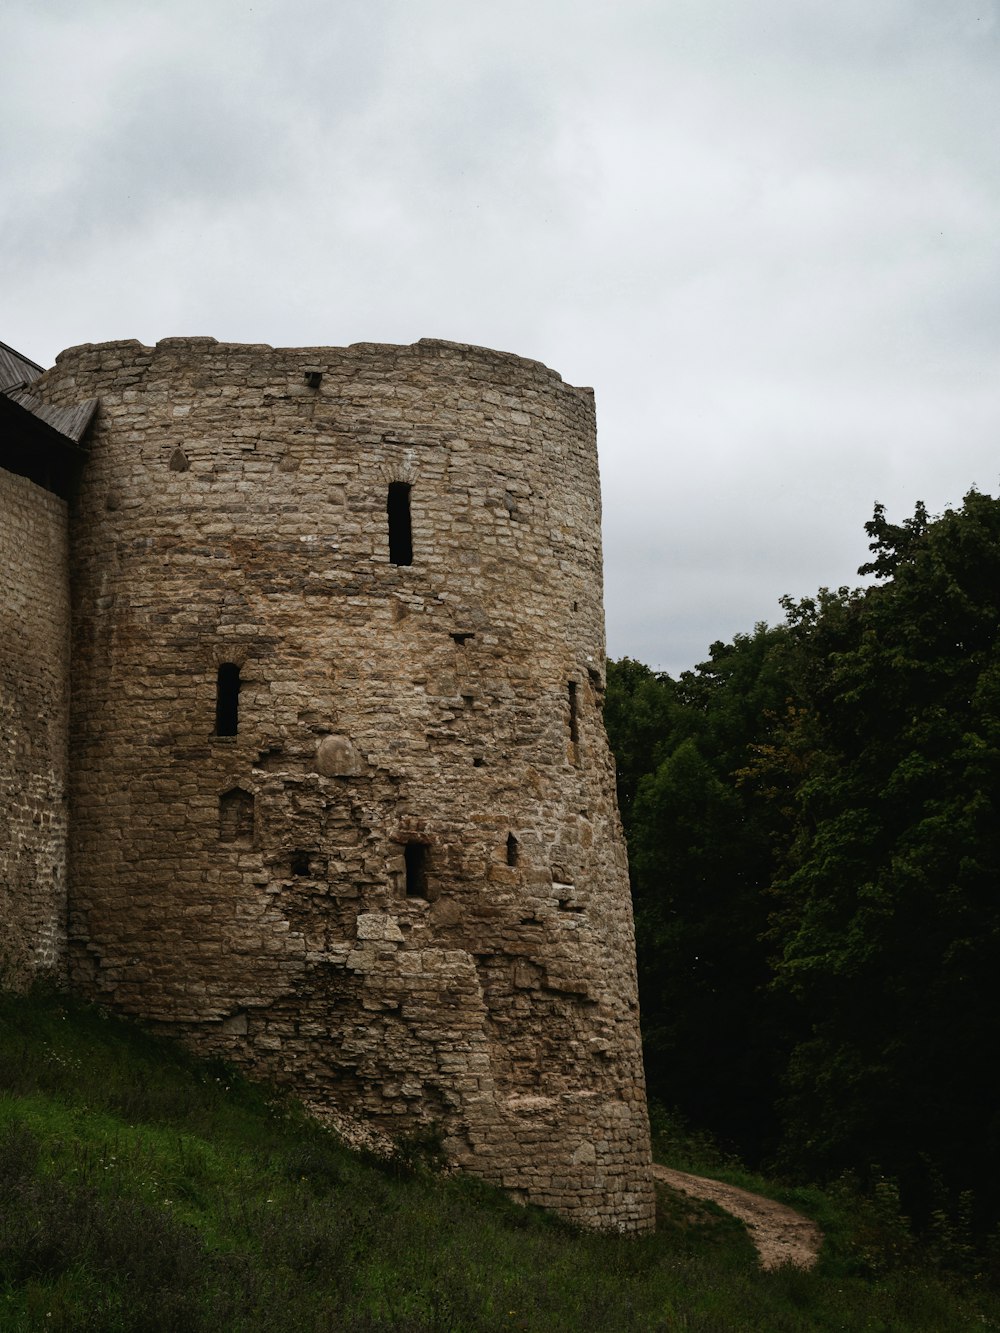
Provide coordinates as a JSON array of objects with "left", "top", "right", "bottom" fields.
[{"left": 28, "top": 335, "right": 654, "bottom": 1231}]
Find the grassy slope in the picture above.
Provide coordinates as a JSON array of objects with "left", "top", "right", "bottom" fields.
[{"left": 0, "top": 989, "right": 996, "bottom": 1333}]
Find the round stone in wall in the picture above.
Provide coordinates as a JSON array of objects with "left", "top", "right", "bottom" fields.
[{"left": 315, "top": 734, "right": 365, "bottom": 777}]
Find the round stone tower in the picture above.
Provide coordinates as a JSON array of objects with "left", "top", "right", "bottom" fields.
[{"left": 37, "top": 335, "right": 654, "bottom": 1231}]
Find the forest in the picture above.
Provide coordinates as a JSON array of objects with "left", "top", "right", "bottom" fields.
[{"left": 605, "top": 489, "right": 1000, "bottom": 1245}]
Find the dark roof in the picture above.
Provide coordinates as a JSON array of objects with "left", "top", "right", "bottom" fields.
[
  {"left": 2, "top": 382, "right": 98, "bottom": 444},
  {"left": 0, "top": 340, "right": 45, "bottom": 389},
  {"left": 0, "top": 339, "right": 98, "bottom": 497}
]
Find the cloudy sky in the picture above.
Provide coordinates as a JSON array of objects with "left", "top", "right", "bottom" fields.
[{"left": 5, "top": 0, "right": 1000, "bottom": 675}]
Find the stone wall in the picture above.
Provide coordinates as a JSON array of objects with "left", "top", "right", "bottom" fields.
[
  {"left": 0, "top": 467, "right": 69, "bottom": 988},
  {"left": 31, "top": 336, "right": 655, "bottom": 1231}
]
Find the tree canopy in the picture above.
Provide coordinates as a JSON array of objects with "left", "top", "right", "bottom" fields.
[{"left": 607, "top": 490, "right": 1000, "bottom": 1232}]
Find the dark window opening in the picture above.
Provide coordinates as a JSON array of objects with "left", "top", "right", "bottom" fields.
[
  {"left": 506, "top": 834, "right": 519, "bottom": 867},
  {"left": 404, "top": 842, "right": 428, "bottom": 898},
  {"left": 451, "top": 631, "right": 474, "bottom": 645},
  {"left": 387, "top": 482, "right": 413, "bottom": 566},
  {"left": 291, "top": 851, "right": 311, "bottom": 876},
  {"left": 215, "top": 663, "right": 241, "bottom": 736},
  {"left": 568, "top": 681, "right": 579, "bottom": 745},
  {"left": 473, "top": 756, "right": 485, "bottom": 768},
  {"left": 219, "top": 788, "right": 254, "bottom": 843}
]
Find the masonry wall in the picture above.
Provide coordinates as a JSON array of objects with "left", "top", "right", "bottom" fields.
[
  {"left": 34, "top": 336, "right": 654, "bottom": 1231},
  {"left": 0, "top": 467, "right": 69, "bottom": 989}
]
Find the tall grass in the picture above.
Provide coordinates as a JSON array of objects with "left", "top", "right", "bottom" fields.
[{"left": 1, "top": 988, "right": 997, "bottom": 1331}]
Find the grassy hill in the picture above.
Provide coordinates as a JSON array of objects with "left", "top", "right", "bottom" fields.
[{"left": 0, "top": 988, "right": 995, "bottom": 1331}]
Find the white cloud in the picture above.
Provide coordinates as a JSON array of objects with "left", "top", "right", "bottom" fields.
[{"left": 4, "top": 0, "right": 1000, "bottom": 674}]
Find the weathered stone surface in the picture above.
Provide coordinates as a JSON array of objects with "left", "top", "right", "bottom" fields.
[
  {"left": 8, "top": 335, "right": 655, "bottom": 1232},
  {"left": 0, "top": 469, "right": 69, "bottom": 988},
  {"left": 315, "top": 735, "right": 366, "bottom": 777}
]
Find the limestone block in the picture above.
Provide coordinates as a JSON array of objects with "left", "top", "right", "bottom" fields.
[
  {"left": 315, "top": 734, "right": 366, "bottom": 777},
  {"left": 356, "top": 914, "right": 405, "bottom": 943}
]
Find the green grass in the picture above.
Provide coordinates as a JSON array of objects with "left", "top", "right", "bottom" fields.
[{"left": 1, "top": 989, "right": 997, "bottom": 1331}]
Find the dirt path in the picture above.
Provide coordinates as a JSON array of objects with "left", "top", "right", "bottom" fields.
[{"left": 653, "top": 1165, "right": 822, "bottom": 1271}]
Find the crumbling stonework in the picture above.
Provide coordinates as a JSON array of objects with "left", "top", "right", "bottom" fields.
[
  {"left": 5, "top": 335, "right": 654, "bottom": 1231},
  {"left": 0, "top": 468, "right": 69, "bottom": 988}
]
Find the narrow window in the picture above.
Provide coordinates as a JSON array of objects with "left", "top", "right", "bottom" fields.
[
  {"left": 291, "top": 851, "right": 311, "bottom": 877},
  {"left": 506, "top": 833, "right": 519, "bottom": 867},
  {"left": 568, "top": 681, "right": 579, "bottom": 745},
  {"left": 404, "top": 842, "right": 428, "bottom": 899},
  {"left": 215, "top": 663, "right": 240, "bottom": 736},
  {"left": 387, "top": 482, "right": 413, "bottom": 566}
]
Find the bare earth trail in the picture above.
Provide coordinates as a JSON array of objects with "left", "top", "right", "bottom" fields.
[{"left": 653, "top": 1165, "right": 823, "bottom": 1271}]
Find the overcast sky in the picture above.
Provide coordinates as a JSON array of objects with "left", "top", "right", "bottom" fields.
[{"left": 5, "top": 0, "right": 999, "bottom": 675}]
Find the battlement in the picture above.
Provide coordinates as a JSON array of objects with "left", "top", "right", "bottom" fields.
[{"left": 54, "top": 334, "right": 590, "bottom": 390}]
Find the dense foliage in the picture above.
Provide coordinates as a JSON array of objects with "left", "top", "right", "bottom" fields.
[{"left": 607, "top": 490, "right": 1000, "bottom": 1239}]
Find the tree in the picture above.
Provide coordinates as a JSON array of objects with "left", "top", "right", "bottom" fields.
[
  {"left": 769, "top": 492, "right": 1000, "bottom": 1223},
  {"left": 608, "top": 628, "right": 795, "bottom": 1159},
  {"left": 608, "top": 493, "right": 1000, "bottom": 1231}
]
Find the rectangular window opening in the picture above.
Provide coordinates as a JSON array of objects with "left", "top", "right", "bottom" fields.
[
  {"left": 568, "top": 680, "right": 579, "bottom": 745},
  {"left": 404, "top": 841, "right": 428, "bottom": 898},
  {"left": 216, "top": 663, "right": 241, "bottom": 736},
  {"left": 387, "top": 482, "right": 413, "bottom": 566}
]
